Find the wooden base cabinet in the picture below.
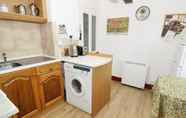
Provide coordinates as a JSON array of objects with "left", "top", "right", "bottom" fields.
[
  {"left": 0, "top": 68, "right": 41, "bottom": 118},
  {"left": 39, "top": 71, "right": 64, "bottom": 108},
  {"left": 92, "top": 62, "right": 112, "bottom": 117},
  {"left": 37, "top": 63, "right": 64, "bottom": 108},
  {"left": 0, "top": 62, "right": 64, "bottom": 118}
]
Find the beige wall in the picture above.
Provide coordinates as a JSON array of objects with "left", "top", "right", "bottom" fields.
[
  {"left": 0, "top": 21, "right": 43, "bottom": 59},
  {"left": 40, "top": 22, "right": 55, "bottom": 56}
]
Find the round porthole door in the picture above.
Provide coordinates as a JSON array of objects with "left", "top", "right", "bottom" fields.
[{"left": 70, "top": 78, "right": 85, "bottom": 96}]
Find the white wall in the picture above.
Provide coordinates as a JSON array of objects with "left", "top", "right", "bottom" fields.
[
  {"left": 47, "top": 0, "right": 80, "bottom": 39},
  {"left": 79, "top": 0, "right": 98, "bottom": 49},
  {"left": 79, "top": 0, "right": 98, "bottom": 15},
  {"left": 45, "top": 0, "right": 186, "bottom": 84},
  {"left": 46, "top": 0, "right": 99, "bottom": 54},
  {"left": 96, "top": 0, "right": 186, "bottom": 84},
  {"left": 46, "top": 0, "right": 98, "bottom": 39}
]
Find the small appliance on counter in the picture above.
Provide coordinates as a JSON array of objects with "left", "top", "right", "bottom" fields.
[
  {"left": 69, "top": 45, "right": 85, "bottom": 57},
  {"left": 64, "top": 35, "right": 84, "bottom": 57},
  {"left": 69, "top": 45, "right": 78, "bottom": 57},
  {"left": 63, "top": 48, "right": 70, "bottom": 56},
  {"left": 77, "top": 46, "right": 84, "bottom": 56},
  {"left": 68, "top": 35, "right": 77, "bottom": 57},
  {"left": 63, "top": 45, "right": 84, "bottom": 57}
]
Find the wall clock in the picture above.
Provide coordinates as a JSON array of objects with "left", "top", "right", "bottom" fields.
[{"left": 135, "top": 6, "right": 150, "bottom": 21}]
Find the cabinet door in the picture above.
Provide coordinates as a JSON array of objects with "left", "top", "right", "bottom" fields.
[
  {"left": 2, "top": 79, "right": 19, "bottom": 108},
  {"left": 16, "top": 76, "right": 38, "bottom": 117},
  {"left": 1, "top": 73, "right": 40, "bottom": 117},
  {"left": 40, "top": 72, "right": 64, "bottom": 107}
]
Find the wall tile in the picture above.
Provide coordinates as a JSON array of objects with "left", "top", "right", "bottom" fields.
[{"left": 0, "top": 21, "right": 43, "bottom": 59}]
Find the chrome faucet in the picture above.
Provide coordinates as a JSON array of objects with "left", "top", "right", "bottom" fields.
[{"left": 2, "top": 53, "right": 7, "bottom": 63}]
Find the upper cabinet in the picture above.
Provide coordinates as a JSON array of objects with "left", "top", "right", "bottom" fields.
[{"left": 0, "top": 0, "right": 47, "bottom": 23}]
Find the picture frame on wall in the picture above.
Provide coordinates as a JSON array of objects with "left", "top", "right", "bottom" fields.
[
  {"left": 161, "top": 14, "right": 186, "bottom": 41},
  {"left": 107, "top": 17, "right": 129, "bottom": 34}
]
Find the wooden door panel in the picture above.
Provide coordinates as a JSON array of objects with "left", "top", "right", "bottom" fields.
[
  {"left": 2, "top": 79, "right": 19, "bottom": 108},
  {"left": 17, "top": 77, "right": 36, "bottom": 117},
  {"left": 104, "top": 63, "right": 112, "bottom": 103},
  {"left": 1, "top": 75, "right": 39, "bottom": 118},
  {"left": 92, "top": 62, "right": 112, "bottom": 116},
  {"left": 43, "top": 76, "right": 61, "bottom": 103}
]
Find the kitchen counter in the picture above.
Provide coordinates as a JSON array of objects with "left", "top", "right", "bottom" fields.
[
  {"left": 61, "top": 55, "right": 112, "bottom": 68},
  {"left": 0, "top": 55, "right": 62, "bottom": 75},
  {"left": 0, "top": 90, "right": 19, "bottom": 118},
  {"left": 0, "top": 55, "right": 112, "bottom": 75}
]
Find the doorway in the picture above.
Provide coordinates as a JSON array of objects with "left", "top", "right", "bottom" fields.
[
  {"left": 83, "top": 13, "right": 89, "bottom": 52},
  {"left": 83, "top": 13, "right": 96, "bottom": 52}
]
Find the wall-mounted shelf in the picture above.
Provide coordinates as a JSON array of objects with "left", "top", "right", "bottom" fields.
[
  {"left": 0, "top": 12, "right": 47, "bottom": 23},
  {"left": 0, "top": 0, "right": 47, "bottom": 24}
]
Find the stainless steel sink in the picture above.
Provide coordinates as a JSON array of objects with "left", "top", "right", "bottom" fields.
[
  {"left": 0, "top": 56, "right": 56, "bottom": 72},
  {"left": 0, "top": 62, "right": 22, "bottom": 71}
]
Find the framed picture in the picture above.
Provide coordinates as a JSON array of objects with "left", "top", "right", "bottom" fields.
[
  {"left": 161, "top": 14, "right": 186, "bottom": 41},
  {"left": 107, "top": 17, "right": 129, "bottom": 33}
]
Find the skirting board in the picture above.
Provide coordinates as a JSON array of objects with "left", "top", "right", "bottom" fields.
[{"left": 112, "top": 76, "right": 153, "bottom": 89}]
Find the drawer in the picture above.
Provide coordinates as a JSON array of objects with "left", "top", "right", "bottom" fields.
[
  {"left": 0, "top": 68, "right": 36, "bottom": 80},
  {"left": 39, "top": 70, "right": 63, "bottom": 83},
  {"left": 36, "top": 62, "right": 62, "bottom": 75}
]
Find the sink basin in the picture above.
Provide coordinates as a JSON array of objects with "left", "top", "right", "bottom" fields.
[
  {"left": 12, "top": 56, "right": 55, "bottom": 65},
  {"left": 0, "top": 62, "right": 22, "bottom": 71},
  {"left": 0, "top": 56, "right": 56, "bottom": 72}
]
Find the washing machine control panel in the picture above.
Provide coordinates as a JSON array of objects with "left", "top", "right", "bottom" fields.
[{"left": 73, "top": 65, "right": 90, "bottom": 72}]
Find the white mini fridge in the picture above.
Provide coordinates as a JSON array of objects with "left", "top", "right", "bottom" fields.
[{"left": 121, "top": 61, "right": 149, "bottom": 89}]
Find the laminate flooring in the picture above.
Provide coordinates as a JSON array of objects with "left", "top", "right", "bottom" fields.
[{"left": 33, "top": 81, "right": 152, "bottom": 118}]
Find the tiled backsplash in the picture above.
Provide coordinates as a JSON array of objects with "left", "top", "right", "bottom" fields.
[
  {"left": 0, "top": 21, "right": 43, "bottom": 59},
  {"left": 40, "top": 22, "right": 55, "bottom": 56}
]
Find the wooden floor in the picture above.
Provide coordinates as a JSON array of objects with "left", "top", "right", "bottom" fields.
[{"left": 33, "top": 81, "right": 152, "bottom": 118}]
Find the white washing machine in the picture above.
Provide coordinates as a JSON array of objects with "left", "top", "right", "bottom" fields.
[{"left": 64, "top": 63, "right": 92, "bottom": 113}]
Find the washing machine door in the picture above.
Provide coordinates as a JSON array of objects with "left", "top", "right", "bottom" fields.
[{"left": 70, "top": 77, "right": 85, "bottom": 97}]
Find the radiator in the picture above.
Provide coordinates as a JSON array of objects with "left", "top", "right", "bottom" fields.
[{"left": 121, "top": 61, "right": 148, "bottom": 89}]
